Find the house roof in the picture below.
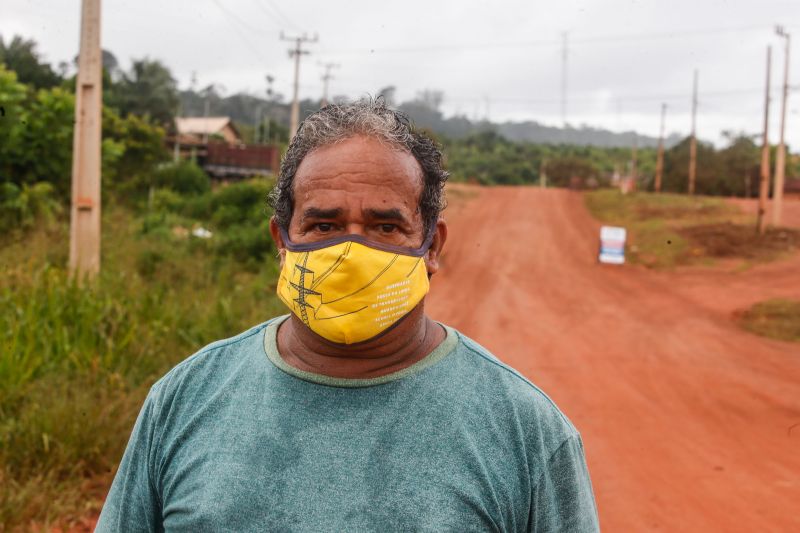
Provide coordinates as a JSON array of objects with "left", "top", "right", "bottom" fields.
[{"left": 175, "top": 116, "right": 236, "bottom": 136}]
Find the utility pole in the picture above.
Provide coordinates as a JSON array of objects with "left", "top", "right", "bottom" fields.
[
  {"left": 560, "top": 31, "right": 568, "bottom": 128},
  {"left": 631, "top": 133, "right": 638, "bottom": 189},
  {"left": 69, "top": 0, "right": 102, "bottom": 281},
  {"left": 265, "top": 74, "right": 275, "bottom": 144},
  {"left": 758, "top": 46, "right": 773, "bottom": 235},
  {"left": 773, "top": 26, "right": 791, "bottom": 226},
  {"left": 688, "top": 69, "right": 698, "bottom": 195},
  {"left": 254, "top": 104, "right": 262, "bottom": 144},
  {"left": 202, "top": 97, "right": 210, "bottom": 144},
  {"left": 281, "top": 32, "right": 317, "bottom": 140},
  {"left": 540, "top": 159, "right": 547, "bottom": 188},
  {"left": 655, "top": 103, "right": 667, "bottom": 193},
  {"left": 319, "top": 62, "right": 339, "bottom": 107}
]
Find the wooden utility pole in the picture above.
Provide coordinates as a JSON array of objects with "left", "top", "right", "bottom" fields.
[
  {"left": 68, "top": 0, "right": 102, "bottom": 281},
  {"left": 655, "top": 103, "right": 667, "bottom": 192},
  {"left": 773, "top": 26, "right": 791, "bottom": 226},
  {"left": 758, "top": 46, "right": 773, "bottom": 235},
  {"left": 560, "top": 32, "right": 568, "bottom": 128},
  {"left": 539, "top": 160, "right": 547, "bottom": 188},
  {"left": 688, "top": 70, "right": 698, "bottom": 195},
  {"left": 319, "top": 62, "right": 339, "bottom": 108},
  {"left": 281, "top": 32, "right": 317, "bottom": 140}
]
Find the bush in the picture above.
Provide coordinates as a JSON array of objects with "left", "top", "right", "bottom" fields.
[
  {"left": 154, "top": 161, "right": 210, "bottom": 196},
  {"left": 215, "top": 219, "right": 274, "bottom": 268},
  {"left": 0, "top": 181, "right": 61, "bottom": 233}
]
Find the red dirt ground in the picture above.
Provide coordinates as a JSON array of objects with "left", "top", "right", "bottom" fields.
[{"left": 428, "top": 186, "right": 800, "bottom": 532}]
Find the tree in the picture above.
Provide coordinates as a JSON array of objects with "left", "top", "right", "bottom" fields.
[
  {"left": 415, "top": 89, "right": 444, "bottom": 111},
  {"left": 719, "top": 132, "right": 760, "bottom": 197},
  {"left": 0, "top": 63, "right": 167, "bottom": 203},
  {"left": 111, "top": 58, "right": 178, "bottom": 127},
  {"left": 0, "top": 66, "right": 27, "bottom": 180},
  {"left": 0, "top": 35, "right": 61, "bottom": 90},
  {"left": 662, "top": 137, "right": 722, "bottom": 195}
]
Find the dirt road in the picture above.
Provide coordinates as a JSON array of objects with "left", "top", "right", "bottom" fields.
[{"left": 428, "top": 187, "right": 800, "bottom": 532}]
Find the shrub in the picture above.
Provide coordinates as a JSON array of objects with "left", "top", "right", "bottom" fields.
[
  {"left": 154, "top": 161, "right": 210, "bottom": 196},
  {"left": 0, "top": 181, "right": 61, "bottom": 233}
]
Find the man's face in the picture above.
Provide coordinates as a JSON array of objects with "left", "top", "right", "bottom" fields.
[{"left": 286, "top": 135, "right": 426, "bottom": 248}]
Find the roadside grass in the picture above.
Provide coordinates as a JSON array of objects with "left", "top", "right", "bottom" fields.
[
  {"left": 737, "top": 299, "right": 800, "bottom": 343},
  {"left": 584, "top": 189, "right": 800, "bottom": 268},
  {"left": 0, "top": 194, "right": 284, "bottom": 530}
]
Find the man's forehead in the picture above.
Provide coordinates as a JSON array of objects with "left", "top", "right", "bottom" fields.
[{"left": 292, "top": 136, "right": 423, "bottom": 197}]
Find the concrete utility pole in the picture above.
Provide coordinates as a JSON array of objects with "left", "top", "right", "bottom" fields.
[
  {"left": 254, "top": 104, "right": 262, "bottom": 144},
  {"left": 281, "top": 32, "right": 317, "bottom": 140},
  {"left": 265, "top": 74, "right": 275, "bottom": 143},
  {"left": 69, "top": 0, "right": 102, "bottom": 281},
  {"left": 655, "top": 103, "right": 667, "bottom": 193},
  {"left": 688, "top": 70, "right": 698, "bottom": 195},
  {"left": 758, "top": 46, "right": 773, "bottom": 235},
  {"left": 560, "top": 31, "right": 568, "bottom": 128},
  {"left": 319, "top": 62, "right": 339, "bottom": 108},
  {"left": 202, "top": 97, "right": 210, "bottom": 144},
  {"left": 773, "top": 26, "right": 791, "bottom": 226}
]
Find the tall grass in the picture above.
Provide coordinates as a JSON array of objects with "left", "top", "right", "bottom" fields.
[{"left": 0, "top": 196, "right": 285, "bottom": 529}]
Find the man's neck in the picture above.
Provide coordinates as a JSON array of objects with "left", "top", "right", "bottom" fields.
[{"left": 276, "top": 304, "right": 446, "bottom": 379}]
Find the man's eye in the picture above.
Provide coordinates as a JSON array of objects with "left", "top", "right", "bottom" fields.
[
  {"left": 316, "top": 223, "right": 334, "bottom": 232},
  {"left": 379, "top": 224, "right": 397, "bottom": 233}
]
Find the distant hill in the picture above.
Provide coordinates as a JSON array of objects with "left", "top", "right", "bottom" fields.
[
  {"left": 179, "top": 90, "right": 683, "bottom": 148},
  {"left": 496, "top": 121, "right": 683, "bottom": 149}
]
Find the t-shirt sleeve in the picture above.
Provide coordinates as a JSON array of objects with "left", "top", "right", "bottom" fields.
[
  {"left": 530, "top": 434, "right": 600, "bottom": 533},
  {"left": 95, "top": 388, "right": 163, "bottom": 532}
]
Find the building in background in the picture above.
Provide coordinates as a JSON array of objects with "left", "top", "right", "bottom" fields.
[{"left": 172, "top": 116, "right": 279, "bottom": 179}]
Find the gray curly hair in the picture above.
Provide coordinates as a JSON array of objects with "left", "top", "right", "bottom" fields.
[{"left": 268, "top": 98, "right": 448, "bottom": 236}]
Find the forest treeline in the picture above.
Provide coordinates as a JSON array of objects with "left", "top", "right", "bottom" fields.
[{"left": 1, "top": 32, "right": 795, "bottom": 232}]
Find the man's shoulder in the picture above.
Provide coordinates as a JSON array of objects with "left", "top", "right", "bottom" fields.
[
  {"left": 449, "top": 327, "right": 579, "bottom": 440},
  {"left": 148, "top": 319, "right": 274, "bottom": 402}
]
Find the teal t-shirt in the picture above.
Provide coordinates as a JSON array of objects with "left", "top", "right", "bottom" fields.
[{"left": 96, "top": 316, "right": 599, "bottom": 532}]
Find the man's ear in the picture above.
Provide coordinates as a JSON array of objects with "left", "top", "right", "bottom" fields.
[
  {"left": 269, "top": 217, "right": 287, "bottom": 267},
  {"left": 424, "top": 218, "right": 448, "bottom": 276}
]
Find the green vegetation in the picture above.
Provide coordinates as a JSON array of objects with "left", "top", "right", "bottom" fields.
[
  {"left": 585, "top": 189, "right": 744, "bottom": 268},
  {"left": 0, "top": 179, "right": 284, "bottom": 528},
  {"left": 442, "top": 130, "right": 640, "bottom": 187},
  {"left": 0, "top": 38, "right": 285, "bottom": 528},
  {"left": 0, "top": 64, "right": 167, "bottom": 233},
  {"left": 585, "top": 189, "right": 800, "bottom": 268},
  {"left": 738, "top": 299, "right": 800, "bottom": 343}
]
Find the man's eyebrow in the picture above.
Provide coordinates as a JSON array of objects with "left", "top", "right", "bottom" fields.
[
  {"left": 364, "top": 208, "right": 408, "bottom": 223},
  {"left": 302, "top": 207, "right": 343, "bottom": 220}
]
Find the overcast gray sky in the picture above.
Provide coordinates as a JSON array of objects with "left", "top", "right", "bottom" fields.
[{"left": 3, "top": 0, "right": 799, "bottom": 146}]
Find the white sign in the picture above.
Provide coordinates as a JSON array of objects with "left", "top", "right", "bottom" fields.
[{"left": 599, "top": 226, "right": 627, "bottom": 264}]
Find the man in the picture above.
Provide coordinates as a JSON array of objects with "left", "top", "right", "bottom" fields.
[{"left": 97, "top": 99, "right": 599, "bottom": 532}]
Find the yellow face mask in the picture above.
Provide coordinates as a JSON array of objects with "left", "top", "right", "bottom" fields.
[{"left": 277, "top": 228, "right": 433, "bottom": 344}]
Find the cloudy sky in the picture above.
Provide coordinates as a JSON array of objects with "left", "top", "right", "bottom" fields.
[{"left": 3, "top": 0, "right": 799, "bottom": 146}]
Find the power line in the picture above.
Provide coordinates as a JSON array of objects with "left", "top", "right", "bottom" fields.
[
  {"left": 322, "top": 24, "right": 771, "bottom": 55},
  {"left": 255, "top": 0, "right": 300, "bottom": 31},
  {"left": 248, "top": 0, "right": 281, "bottom": 30},
  {"left": 211, "top": 0, "right": 268, "bottom": 62}
]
